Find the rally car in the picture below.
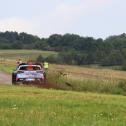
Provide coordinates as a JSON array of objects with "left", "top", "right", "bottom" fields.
[{"left": 12, "top": 63, "right": 46, "bottom": 84}]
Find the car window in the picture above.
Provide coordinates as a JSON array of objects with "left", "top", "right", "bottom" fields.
[
  {"left": 19, "top": 66, "right": 41, "bottom": 70},
  {"left": 19, "top": 66, "right": 27, "bottom": 70},
  {"left": 33, "top": 66, "right": 41, "bottom": 70}
]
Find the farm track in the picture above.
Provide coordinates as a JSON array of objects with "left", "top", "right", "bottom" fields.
[{"left": 0, "top": 71, "right": 11, "bottom": 85}]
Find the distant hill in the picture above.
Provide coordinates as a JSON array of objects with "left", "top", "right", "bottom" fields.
[{"left": 0, "top": 31, "right": 126, "bottom": 66}]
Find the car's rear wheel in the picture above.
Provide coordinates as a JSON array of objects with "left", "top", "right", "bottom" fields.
[{"left": 12, "top": 73, "right": 17, "bottom": 85}]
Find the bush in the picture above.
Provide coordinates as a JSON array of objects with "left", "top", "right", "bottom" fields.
[
  {"left": 36, "top": 55, "right": 45, "bottom": 62},
  {"left": 121, "top": 61, "right": 126, "bottom": 71}
]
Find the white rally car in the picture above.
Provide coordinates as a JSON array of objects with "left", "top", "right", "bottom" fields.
[{"left": 12, "top": 63, "right": 46, "bottom": 84}]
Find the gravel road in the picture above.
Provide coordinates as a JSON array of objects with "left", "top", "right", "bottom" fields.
[{"left": 0, "top": 71, "right": 11, "bottom": 85}]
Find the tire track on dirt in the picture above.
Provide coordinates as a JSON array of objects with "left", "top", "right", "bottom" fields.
[{"left": 0, "top": 71, "right": 11, "bottom": 85}]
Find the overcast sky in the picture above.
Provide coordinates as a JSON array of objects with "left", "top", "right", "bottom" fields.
[{"left": 0, "top": 0, "right": 125, "bottom": 39}]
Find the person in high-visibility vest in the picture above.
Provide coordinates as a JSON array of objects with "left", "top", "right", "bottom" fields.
[
  {"left": 43, "top": 61, "right": 49, "bottom": 71},
  {"left": 43, "top": 61, "right": 48, "bottom": 84}
]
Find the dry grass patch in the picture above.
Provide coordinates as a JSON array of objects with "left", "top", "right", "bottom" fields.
[{"left": 49, "top": 64, "right": 126, "bottom": 80}]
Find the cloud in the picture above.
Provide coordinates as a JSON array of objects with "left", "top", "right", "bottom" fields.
[
  {"left": 0, "top": 17, "right": 43, "bottom": 37},
  {"left": 47, "top": 0, "right": 109, "bottom": 27},
  {"left": 36, "top": 0, "right": 109, "bottom": 35},
  {"left": 54, "top": 0, "right": 108, "bottom": 16},
  {"left": 0, "top": 17, "right": 33, "bottom": 33},
  {"left": 0, "top": 0, "right": 110, "bottom": 38}
]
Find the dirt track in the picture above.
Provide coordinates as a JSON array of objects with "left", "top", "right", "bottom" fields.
[
  {"left": 0, "top": 71, "right": 57, "bottom": 89},
  {"left": 0, "top": 71, "right": 11, "bottom": 85}
]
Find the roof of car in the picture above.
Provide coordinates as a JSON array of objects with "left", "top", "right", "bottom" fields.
[
  {"left": 18, "top": 65, "right": 41, "bottom": 67},
  {"left": 17, "top": 64, "right": 43, "bottom": 71},
  {"left": 18, "top": 62, "right": 42, "bottom": 67}
]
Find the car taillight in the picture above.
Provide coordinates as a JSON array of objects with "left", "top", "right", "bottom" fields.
[{"left": 17, "top": 71, "right": 24, "bottom": 74}]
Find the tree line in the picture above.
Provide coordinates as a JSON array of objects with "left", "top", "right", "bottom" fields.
[{"left": 1, "top": 31, "right": 126, "bottom": 67}]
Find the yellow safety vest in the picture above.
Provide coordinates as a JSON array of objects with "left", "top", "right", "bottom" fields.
[{"left": 43, "top": 62, "right": 48, "bottom": 69}]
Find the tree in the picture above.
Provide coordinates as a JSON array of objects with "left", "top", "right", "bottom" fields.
[{"left": 101, "top": 50, "right": 125, "bottom": 66}]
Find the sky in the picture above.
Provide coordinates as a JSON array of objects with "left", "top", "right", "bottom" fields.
[{"left": 0, "top": 0, "right": 126, "bottom": 39}]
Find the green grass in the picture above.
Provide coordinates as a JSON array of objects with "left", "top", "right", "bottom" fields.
[
  {"left": 1, "top": 49, "right": 126, "bottom": 125},
  {"left": 0, "top": 64, "right": 15, "bottom": 74},
  {"left": 0, "top": 85, "right": 126, "bottom": 126},
  {"left": 47, "top": 72, "right": 126, "bottom": 95},
  {"left": 0, "top": 49, "right": 57, "bottom": 61}
]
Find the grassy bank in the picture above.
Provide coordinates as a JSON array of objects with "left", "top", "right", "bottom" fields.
[
  {"left": 48, "top": 64, "right": 126, "bottom": 95},
  {"left": 48, "top": 71, "right": 126, "bottom": 95},
  {"left": 1, "top": 63, "right": 126, "bottom": 95},
  {"left": 0, "top": 85, "right": 126, "bottom": 126}
]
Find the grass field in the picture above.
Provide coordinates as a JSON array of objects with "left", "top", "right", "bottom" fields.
[
  {"left": 1, "top": 59, "right": 126, "bottom": 95},
  {"left": 50, "top": 64, "right": 126, "bottom": 80},
  {"left": 47, "top": 64, "right": 126, "bottom": 95},
  {"left": 0, "top": 49, "right": 57, "bottom": 62},
  {"left": 1, "top": 50, "right": 126, "bottom": 125},
  {"left": 1, "top": 49, "right": 126, "bottom": 95},
  {"left": 0, "top": 85, "right": 126, "bottom": 126}
]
